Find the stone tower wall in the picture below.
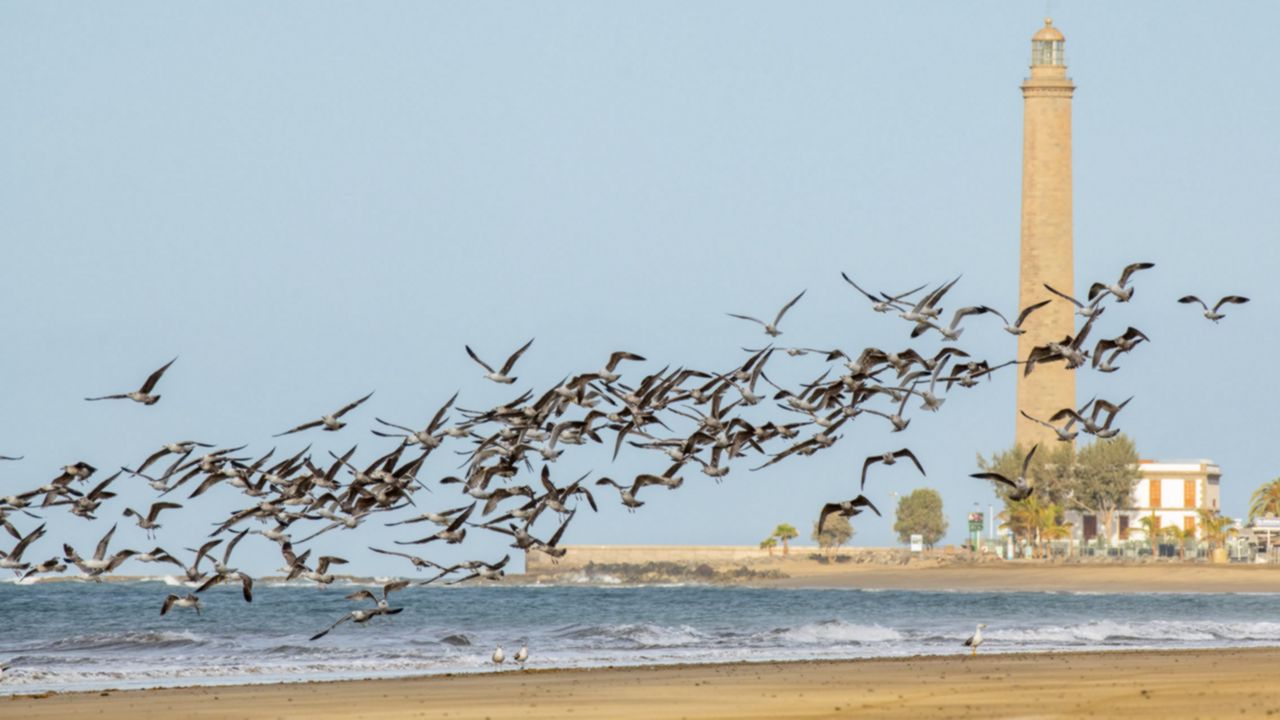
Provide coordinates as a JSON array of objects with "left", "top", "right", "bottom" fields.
[{"left": 1015, "top": 36, "right": 1076, "bottom": 450}]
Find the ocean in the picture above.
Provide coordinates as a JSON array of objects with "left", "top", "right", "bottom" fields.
[{"left": 3, "top": 580, "right": 1280, "bottom": 694}]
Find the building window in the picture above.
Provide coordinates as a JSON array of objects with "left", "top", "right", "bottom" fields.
[
  {"left": 1150, "top": 480, "right": 1162, "bottom": 508},
  {"left": 1184, "top": 516, "right": 1196, "bottom": 534},
  {"left": 1032, "top": 40, "right": 1065, "bottom": 67},
  {"left": 1184, "top": 479, "right": 1196, "bottom": 509},
  {"left": 1119, "top": 515, "right": 1130, "bottom": 540}
]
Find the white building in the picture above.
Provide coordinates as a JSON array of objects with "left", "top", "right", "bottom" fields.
[{"left": 1075, "top": 459, "right": 1222, "bottom": 543}]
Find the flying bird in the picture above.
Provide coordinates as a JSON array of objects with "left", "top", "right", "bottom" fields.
[
  {"left": 1088, "top": 262, "right": 1154, "bottom": 303},
  {"left": 1178, "top": 295, "right": 1249, "bottom": 322},
  {"left": 274, "top": 392, "right": 374, "bottom": 436},
  {"left": 987, "top": 300, "right": 1051, "bottom": 336},
  {"left": 841, "top": 274, "right": 926, "bottom": 314},
  {"left": 860, "top": 449, "right": 925, "bottom": 490},
  {"left": 85, "top": 357, "right": 177, "bottom": 405},
  {"left": 726, "top": 290, "right": 806, "bottom": 337},
  {"left": 1091, "top": 327, "right": 1149, "bottom": 373},
  {"left": 344, "top": 579, "right": 410, "bottom": 611},
  {"left": 308, "top": 606, "right": 403, "bottom": 641},
  {"left": 136, "top": 441, "right": 214, "bottom": 474},
  {"left": 160, "top": 593, "right": 203, "bottom": 617},
  {"left": 0, "top": 523, "right": 46, "bottom": 574},
  {"left": 122, "top": 501, "right": 183, "bottom": 539},
  {"left": 1019, "top": 410, "right": 1077, "bottom": 443},
  {"left": 63, "top": 524, "right": 136, "bottom": 578},
  {"left": 466, "top": 339, "right": 534, "bottom": 384},
  {"left": 1043, "top": 284, "right": 1104, "bottom": 318},
  {"left": 818, "top": 495, "right": 881, "bottom": 534},
  {"left": 970, "top": 445, "right": 1037, "bottom": 501},
  {"left": 898, "top": 276, "right": 961, "bottom": 324}
]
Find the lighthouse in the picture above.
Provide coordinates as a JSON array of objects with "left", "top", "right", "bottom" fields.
[{"left": 1015, "top": 19, "right": 1077, "bottom": 450}]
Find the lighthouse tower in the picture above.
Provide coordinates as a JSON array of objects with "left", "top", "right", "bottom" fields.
[{"left": 1015, "top": 19, "right": 1076, "bottom": 450}]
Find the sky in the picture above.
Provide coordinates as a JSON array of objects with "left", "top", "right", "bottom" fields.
[{"left": 1, "top": 2, "right": 1277, "bottom": 577}]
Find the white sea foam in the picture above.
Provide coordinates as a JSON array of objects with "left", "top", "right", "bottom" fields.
[{"left": 5, "top": 583, "right": 1280, "bottom": 696}]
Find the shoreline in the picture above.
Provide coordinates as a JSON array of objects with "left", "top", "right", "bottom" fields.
[
  {"left": 9, "top": 647, "right": 1280, "bottom": 718},
  {"left": 11, "top": 560, "right": 1280, "bottom": 594},
  {"left": 8, "top": 641, "right": 1280, "bottom": 698}
]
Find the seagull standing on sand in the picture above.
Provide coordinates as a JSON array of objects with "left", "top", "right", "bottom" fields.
[
  {"left": 513, "top": 642, "right": 528, "bottom": 667},
  {"left": 492, "top": 644, "right": 505, "bottom": 666},
  {"left": 964, "top": 624, "right": 986, "bottom": 656}
]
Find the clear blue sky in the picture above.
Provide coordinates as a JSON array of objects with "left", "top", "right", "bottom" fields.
[{"left": 1, "top": 3, "right": 1276, "bottom": 576}]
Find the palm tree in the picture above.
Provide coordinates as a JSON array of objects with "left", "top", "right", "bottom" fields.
[
  {"left": 1249, "top": 478, "right": 1280, "bottom": 522},
  {"left": 1000, "top": 496, "right": 1066, "bottom": 558},
  {"left": 773, "top": 523, "right": 799, "bottom": 556},
  {"left": 759, "top": 537, "right": 777, "bottom": 557},
  {"left": 1040, "top": 509, "right": 1073, "bottom": 558},
  {"left": 1000, "top": 498, "right": 1041, "bottom": 557},
  {"left": 1198, "top": 508, "right": 1236, "bottom": 553},
  {"left": 1136, "top": 512, "right": 1161, "bottom": 558},
  {"left": 1160, "top": 524, "right": 1194, "bottom": 561}
]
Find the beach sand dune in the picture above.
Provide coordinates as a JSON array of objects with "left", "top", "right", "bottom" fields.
[{"left": 8, "top": 647, "right": 1280, "bottom": 719}]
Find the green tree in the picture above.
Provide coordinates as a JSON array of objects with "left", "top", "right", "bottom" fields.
[
  {"left": 981, "top": 435, "right": 1140, "bottom": 545},
  {"left": 759, "top": 537, "right": 777, "bottom": 556},
  {"left": 1197, "top": 508, "right": 1236, "bottom": 552},
  {"left": 811, "top": 515, "right": 854, "bottom": 559},
  {"left": 1071, "top": 435, "right": 1140, "bottom": 543},
  {"left": 978, "top": 443, "right": 1075, "bottom": 509},
  {"left": 772, "top": 523, "right": 798, "bottom": 556},
  {"left": 999, "top": 496, "right": 1068, "bottom": 558},
  {"left": 893, "top": 488, "right": 948, "bottom": 548},
  {"left": 1249, "top": 478, "right": 1280, "bottom": 522},
  {"left": 999, "top": 498, "right": 1040, "bottom": 551},
  {"left": 1160, "top": 524, "right": 1194, "bottom": 560},
  {"left": 1136, "top": 511, "right": 1161, "bottom": 558}
]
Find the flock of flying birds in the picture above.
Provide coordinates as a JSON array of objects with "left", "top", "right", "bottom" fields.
[{"left": 0, "top": 263, "right": 1247, "bottom": 659}]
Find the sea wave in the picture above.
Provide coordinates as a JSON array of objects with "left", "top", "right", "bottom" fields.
[
  {"left": 769, "top": 619, "right": 903, "bottom": 645},
  {"left": 15, "top": 630, "right": 207, "bottom": 654},
  {"left": 987, "top": 620, "right": 1280, "bottom": 645},
  {"left": 553, "top": 623, "right": 710, "bottom": 648}
]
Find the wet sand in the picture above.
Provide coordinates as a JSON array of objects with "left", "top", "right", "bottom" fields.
[{"left": 8, "top": 647, "right": 1280, "bottom": 719}]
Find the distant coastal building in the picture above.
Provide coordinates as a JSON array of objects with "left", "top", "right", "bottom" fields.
[
  {"left": 1071, "top": 459, "right": 1222, "bottom": 543},
  {"left": 1015, "top": 19, "right": 1077, "bottom": 450}
]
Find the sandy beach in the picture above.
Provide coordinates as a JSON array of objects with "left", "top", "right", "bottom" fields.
[
  {"left": 7, "top": 647, "right": 1279, "bottom": 719},
  {"left": 755, "top": 560, "right": 1280, "bottom": 593}
]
